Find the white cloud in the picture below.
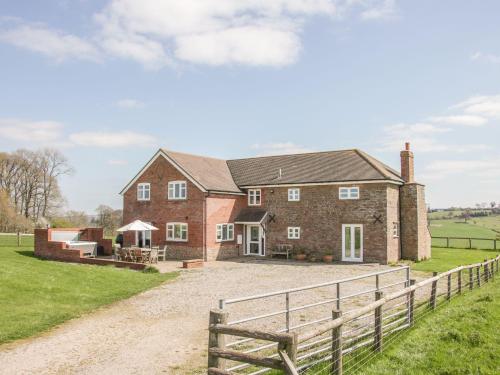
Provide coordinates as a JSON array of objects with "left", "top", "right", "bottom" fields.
[
  {"left": 0, "top": 1, "right": 397, "bottom": 68},
  {"left": 471, "top": 51, "right": 500, "bottom": 64},
  {"left": 69, "top": 131, "right": 156, "bottom": 148},
  {"left": 452, "top": 95, "right": 500, "bottom": 119},
  {"left": 115, "top": 99, "right": 145, "bottom": 109},
  {"left": 174, "top": 25, "right": 301, "bottom": 66},
  {"left": 360, "top": 0, "right": 397, "bottom": 20},
  {"left": 0, "top": 118, "right": 64, "bottom": 143},
  {"left": 0, "top": 23, "right": 100, "bottom": 63},
  {"left": 421, "top": 159, "right": 500, "bottom": 181},
  {"left": 251, "top": 142, "right": 313, "bottom": 156},
  {"left": 428, "top": 115, "right": 487, "bottom": 127}
]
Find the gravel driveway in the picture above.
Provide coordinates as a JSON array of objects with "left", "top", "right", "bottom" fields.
[{"left": 0, "top": 259, "right": 419, "bottom": 375}]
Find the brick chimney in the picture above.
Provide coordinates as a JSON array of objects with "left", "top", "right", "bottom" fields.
[{"left": 400, "top": 142, "right": 414, "bottom": 183}]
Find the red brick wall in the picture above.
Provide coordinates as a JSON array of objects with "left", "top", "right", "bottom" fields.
[
  {"left": 259, "top": 183, "right": 397, "bottom": 264},
  {"left": 205, "top": 194, "right": 246, "bottom": 260},
  {"left": 122, "top": 156, "right": 205, "bottom": 260}
]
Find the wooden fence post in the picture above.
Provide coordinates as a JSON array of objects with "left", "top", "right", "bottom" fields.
[
  {"left": 408, "top": 279, "right": 416, "bottom": 327},
  {"left": 468, "top": 238, "right": 472, "bottom": 249},
  {"left": 484, "top": 260, "right": 489, "bottom": 283},
  {"left": 331, "top": 309, "right": 343, "bottom": 375},
  {"left": 469, "top": 268, "right": 473, "bottom": 290},
  {"left": 446, "top": 237, "right": 450, "bottom": 248},
  {"left": 374, "top": 291, "right": 384, "bottom": 352},
  {"left": 17, "top": 232, "right": 20, "bottom": 247},
  {"left": 491, "top": 261, "right": 495, "bottom": 280},
  {"left": 457, "top": 269, "right": 462, "bottom": 294},
  {"left": 446, "top": 274, "right": 451, "bottom": 300},
  {"left": 430, "top": 272, "right": 438, "bottom": 310},
  {"left": 476, "top": 266, "right": 481, "bottom": 287},
  {"left": 208, "top": 309, "right": 229, "bottom": 370}
]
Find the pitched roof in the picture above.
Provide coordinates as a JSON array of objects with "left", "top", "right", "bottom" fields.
[
  {"left": 234, "top": 209, "right": 268, "bottom": 223},
  {"left": 226, "top": 149, "right": 403, "bottom": 187},
  {"left": 120, "top": 148, "right": 403, "bottom": 195},
  {"left": 162, "top": 149, "right": 242, "bottom": 193}
]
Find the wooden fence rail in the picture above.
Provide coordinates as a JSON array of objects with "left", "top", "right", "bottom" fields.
[
  {"left": 207, "top": 255, "right": 500, "bottom": 374},
  {"left": 431, "top": 236, "right": 498, "bottom": 250}
]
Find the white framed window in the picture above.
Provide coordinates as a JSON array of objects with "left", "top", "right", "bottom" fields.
[
  {"left": 288, "top": 188, "right": 300, "bottom": 201},
  {"left": 339, "top": 187, "right": 360, "bottom": 200},
  {"left": 288, "top": 227, "right": 300, "bottom": 239},
  {"left": 248, "top": 189, "right": 261, "bottom": 206},
  {"left": 393, "top": 222, "right": 399, "bottom": 238},
  {"left": 166, "top": 223, "right": 188, "bottom": 242},
  {"left": 216, "top": 223, "right": 234, "bottom": 242},
  {"left": 137, "top": 183, "right": 150, "bottom": 201},
  {"left": 168, "top": 181, "right": 187, "bottom": 200}
]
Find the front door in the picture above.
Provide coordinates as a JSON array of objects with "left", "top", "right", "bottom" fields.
[
  {"left": 246, "top": 225, "right": 264, "bottom": 256},
  {"left": 342, "top": 224, "right": 363, "bottom": 262}
]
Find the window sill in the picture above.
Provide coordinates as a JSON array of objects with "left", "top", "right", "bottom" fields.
[
  {"left": 216, "top": 239, "right": 235, "bottom": 243},
  {"left": 168, "top": 198, "right": 187, "bottom": 201},
  {"left": 166, "top": 239, "right": 188, "bottom": 242}
]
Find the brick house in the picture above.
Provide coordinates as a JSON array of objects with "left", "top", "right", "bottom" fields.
[{"left": 120, "top": 143, "right": 430, "bottom": 264}]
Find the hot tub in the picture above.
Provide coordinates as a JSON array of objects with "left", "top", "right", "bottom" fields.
[{"left": 66, "top": 241, "right": 97, "bottom": 257}]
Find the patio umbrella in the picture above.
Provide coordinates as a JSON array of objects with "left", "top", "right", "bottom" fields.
[{"left": 117, "top": 220, "right": 158, "bottom": 248}]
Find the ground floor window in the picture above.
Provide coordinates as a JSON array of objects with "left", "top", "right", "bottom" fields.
[
  {"left": 288, "top": 226, "right": 300, "bottom": 239},
  {"left": 393, "top": 222, "right": 399, "bottom": 237},
  {"left": 166, "top": 223, "right": 188, "bottom": 241},
  {"left": 216, "top": 223, "right": 234, "bottom": 242}
]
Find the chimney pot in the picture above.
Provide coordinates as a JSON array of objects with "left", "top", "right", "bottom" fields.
[{"left": 401, "top": 142, "right": 414, "bottom": 183}]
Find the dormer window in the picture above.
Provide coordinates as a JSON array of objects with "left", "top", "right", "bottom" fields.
[
  {"left": 339, "top": 187, "right": 359, "bottom": 200},
  {"left": 168, "top": 181, "right": 187, "bottom": 200},
  {"left": 248, "top": 189, "right": 261, "bottom": 206},
  {"left": 137, "top": 183, "right": 150, "bottom": 201}
]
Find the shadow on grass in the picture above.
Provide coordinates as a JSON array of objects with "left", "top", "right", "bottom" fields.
[{"left": 15, "top": 250, "right": 36, "bottom": 258}]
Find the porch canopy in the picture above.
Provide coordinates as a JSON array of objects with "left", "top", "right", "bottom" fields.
[{"left": 234, "top": 209, "right": 268, "bottom": 224}]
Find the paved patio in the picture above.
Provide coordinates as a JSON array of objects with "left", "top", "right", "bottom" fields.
[{"left": 0, "top": 259, "right": 419, "bottom": 375}]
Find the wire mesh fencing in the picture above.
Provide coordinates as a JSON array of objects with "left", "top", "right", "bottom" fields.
[{"left": 207, "top": 256, "right": 500, "bottom": 375}]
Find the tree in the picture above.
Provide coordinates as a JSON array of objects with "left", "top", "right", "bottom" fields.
[
  {"left": 94, "top": 205, "right": 122, "bottom": 236},
  {"left": 491, "top": 201, "right": 497, "bottom": 209}
]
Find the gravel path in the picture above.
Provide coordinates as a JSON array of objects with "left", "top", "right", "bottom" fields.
[{"left": 0, "top": 259, "right": 418, "bottom": 375}]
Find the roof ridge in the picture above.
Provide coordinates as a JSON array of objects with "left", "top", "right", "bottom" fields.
[
  {"left": 161, "top": 148, "right": 227, "bottom": 162},
  {"left": 227, "top": 149, "right": 357, "bottom": 162}
]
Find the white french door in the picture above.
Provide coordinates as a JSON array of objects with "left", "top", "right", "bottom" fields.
[
  {"left": 342, "top": 224, "right": 363, "bottom": 262},
  {"left": 245, "top": 225, "right": 264, "bottom": 256}
]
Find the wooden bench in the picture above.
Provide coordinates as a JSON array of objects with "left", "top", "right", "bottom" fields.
[
  {"left": 271, "top": 244, "right": 292, "bottom": 260},
  {"left": 183, "top": 259, "right": 204, "bottom": 269}
]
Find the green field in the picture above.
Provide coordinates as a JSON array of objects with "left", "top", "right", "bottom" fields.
[
  {"left": 0, "top": 244, "right": 178, "bottom": 344},
  {"left": 361, "top": 278, "right": 500, "bottom": 375},
  {"left": 411, "top": 247, "right": 499, "bottom": 273},
  {"left": 429, "top": 215, "right": 500, "bottom": 249}
]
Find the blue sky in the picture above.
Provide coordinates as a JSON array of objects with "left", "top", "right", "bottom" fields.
[{"left": 0, "top": 0, "right": 499, "bottom": 212}]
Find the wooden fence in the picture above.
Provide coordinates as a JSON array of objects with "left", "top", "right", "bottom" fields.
[
  {"left": 0, "top": 232, "right": 34, "bottom": 247},
  {"left": 207, "top": 255, "right": 500, "bottom": 374},
  {"left": 431, "top": 236, "right": 498, "bottom": 250}
]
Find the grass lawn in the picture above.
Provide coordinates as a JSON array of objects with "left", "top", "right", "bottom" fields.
[
  {"left": 411, "top": 247, "right": 499, "bottom": 273},
  {"left": 0, "top": 245, "right": 178, "bottom": 344},
  {"left": 361, "top": 278, "right": 500, "bottom": 375}
]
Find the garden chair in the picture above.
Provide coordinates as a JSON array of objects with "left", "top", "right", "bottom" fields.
[
  {"left": 113, "top": 244, "right": 121, "bottom": 260},
  {"left": 133, "top": 248, "right": 143, "bottom": 263},
  {"left": 141, "top": 248, "right": 151, "bottom": 263},
  {"left": 149, "top": 247, "right": 158, "bottom": 264},
  {"left": 157, "top": 245, "right": 167, "bottom": 261}
]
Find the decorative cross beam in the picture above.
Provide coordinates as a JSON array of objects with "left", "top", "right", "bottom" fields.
[
  {"left": 373, "top": 214, "right": 383, "bottom": 224},
  {"left": 268, "top": 214, "right": 276, "bottom": 223}
]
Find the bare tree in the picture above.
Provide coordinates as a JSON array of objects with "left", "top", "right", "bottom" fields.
[{"left": 94, "top": 205, "right": 123, "bottom": 236}]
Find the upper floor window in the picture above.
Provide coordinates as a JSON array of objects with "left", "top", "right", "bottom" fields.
[
  {"left": 339, "top": 187, "right": 359, "bottom": 200},
  {"left": 288, "top": 188, "right": 300, "bottom": 201},
  {"left": 216, "top": 223, "right": 234, "bottom": 242},
  {"left": 288, "top": 227, "right": 301, "bottom": 239},
  {"left": 166, "top": 222, "right": 188, "bottom": 241},
  {"left": 248, "top": 189, "right": 261, "bottom": 206},
  {"left": 168, "top": 181, "right": 187, "bottom": 200},
  {"left": 137, "top": 183, "right": 150, "bottom": 201},
  {"left": 392, "top": 222, "right": 399, "bottom": 238}
]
